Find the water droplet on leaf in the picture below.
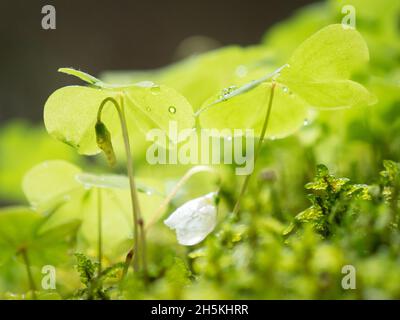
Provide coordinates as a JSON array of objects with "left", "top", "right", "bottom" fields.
[
  {"left": 168, "top": 106, "right": 176, "bottom": 114},
  {"left": 219, "top": 86, "right": 238, "bottom": 100},
  {"left": 150, "top": 86, "right": 161, "bottom": 95},
  {"left": 236, "top": 65, "right": 248, "bottom": 78},
  {"left": 136, "top": 81, "right": 155, "bottom": 88}
]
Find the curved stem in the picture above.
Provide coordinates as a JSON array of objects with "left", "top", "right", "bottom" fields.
[
  {"left": 97, "top": 188, "right": 103, "bottom": 274},
  {"left": 146, "top": 165, "right": 221, "bottom": 230},
  {"left": 97, "top": 96, "right": 143, "bottom": 274},
  {"left": 20, "top": 249, "right": 37, "bottom": 300},
  {"left": 232, "top": 82, "right": 277, "bottom": 217}
]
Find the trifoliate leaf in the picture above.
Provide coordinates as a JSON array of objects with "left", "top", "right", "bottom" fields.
[
  {"left": 199, "top": 81, "right": 310, "bottom": 139},
  {"left": 44, "top": 74, "right": 195, "bottom": 154},
  {"left": 199, "top": 25, "right": 376, "bottom": 139},
  {"left": 0, "top": 207, "right": 80, "bottom": 266},
  {"left": 279, "top": 24, "right": 377, "bottom": 109},
  {"left": 101, "top": 46, "right": 273, "bottom": 111},
  {"left": 23, "top": 160, "right": 164, "bottom": 257}
]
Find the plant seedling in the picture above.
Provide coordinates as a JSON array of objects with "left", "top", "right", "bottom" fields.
[
  {"left": 0, "top": 206, "right": 80, "bottom": 298},
  {"left": 22, "top": 160, "right": 164, "bottom": 272},
  {"left": 197, "top": 24, "right": 376, "bottom": 215},
  {"left": 44, "top": 69, "right": 194, "bottom": 274}
]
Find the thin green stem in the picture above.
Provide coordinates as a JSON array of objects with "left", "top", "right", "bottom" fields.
[
  {"left": 232, "top": 82, "right": 277, "bottom": 217},
  {"left": 118, "top": 95, "right": 147, "bottom": 277},
  {"left": 97, "top": 97, "right": 143, "bottom": 274},
  {"left": 97, "top": 188, "right": 103, "bottom": 274},
  {"left": 20, "top": 248, "right": 37, "bottom": 300},
  {"left": 138, "top": 218, "right": 148, "bottom": 281}
]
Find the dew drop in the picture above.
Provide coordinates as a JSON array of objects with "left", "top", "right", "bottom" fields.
[
  {"left": 303, "top": 119, "right": 309, "bottom": 126},
  {"left": 220, "top": 85, "right": 238, "bottom": 100},
  {"left": 282, "top": 86, "right": 289, "bottom": 93},
  {"left": 146, "top": 106, "right": 152, "bottom": 112},
  {"left": 168, "top": 106, "right": 177, "bottom": 114},
  {"left": 150, "top": 86, "right": 161, "bottom": 95},
  {"left": 236, "top": 65, "right": 248, "bottom": 78},
  {"left": 137, "top": 81, "right": 155, "bottom": 88}
]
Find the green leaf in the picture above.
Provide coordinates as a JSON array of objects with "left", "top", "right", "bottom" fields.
[
  {"left": 0, "top": 207, "right": 41, "bottom": 264},
  {"left": 22, "top": 160, "right": 82, "bottom": 211},
  {"left": 23, "top": 160, "right": 164, "bottom": 258},
  {"left": 44, "top": 86, "right": 120, "bottom": 155},
  {"left": 199, "top": 25, "right": 376, "bottom": 138},
  {"left": 124, "top": 84, "right": 195, "bottom": 142},
  {"left": 75, "top": 172, "right": 162, "bottom": 196},
  {"left": 101, "top": 45, "right": 273, "bottom": 111},
  {"left": 199, "top": 82, "right": 310, "bottom": 139},
  {"left": 45, "top": 73, "right": 195, "bottom": 154},
  {"left": 0, "top": 207, "right": 79, "bottom": 266},
  {"left": 58, "top": 68, "right": 104, "bottom": 87},
  {"left": 279, "top": 24, "right": 377, "bottom": 109},
  {"left": 196, "top": 64, "right": 287, "bottom": 114}
]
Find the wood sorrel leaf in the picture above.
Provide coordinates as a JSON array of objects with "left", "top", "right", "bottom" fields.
[
  {"left": 199, "top": 81, "right": 310, "bottom": 139},
  {"left": 199, "top": 24, "right": 376, "bottom": 138},
  {"left": 0, "top": 206, "right": 80, "bottom": 266},
  {"left": 279, "top": 24, "right": 377, "bottom": 109},
  {"left": 44, "top": 86, "right": 119, "bottom": 155},
  {"left": 22, "top": 160, "right": 164, "bottom": 258},
  {"left": 101, "top": 45, "right": 273, "bottom": 111},
  {"left": 22, "top": 160, "right": 82, "bottom": 211},
  {"left": 123, "top": 84, "right": 194, "bottom": 143},
  {"left": 44, "top": 70, "right": 195, "bottom": 155}
]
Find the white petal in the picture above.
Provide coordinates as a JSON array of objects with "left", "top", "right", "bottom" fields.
[{"left": 164, "top": 192, "right": 217, "bottom": 246}]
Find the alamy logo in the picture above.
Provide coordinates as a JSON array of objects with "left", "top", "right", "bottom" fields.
[
  {"left": 41, "top": 265, "right": 56, "bottom": 290},
  {"left": 146, "top": 121, "right": 255, "bottom": 175},
  {"left": 41, "top": 5, "right": 56, "bottom": 30},
  {"left": 341, "top": 5, "right": 356, "bottom": 29},
  {"left": 341, "top": 265, "right": 356, "bottom": 290}
]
